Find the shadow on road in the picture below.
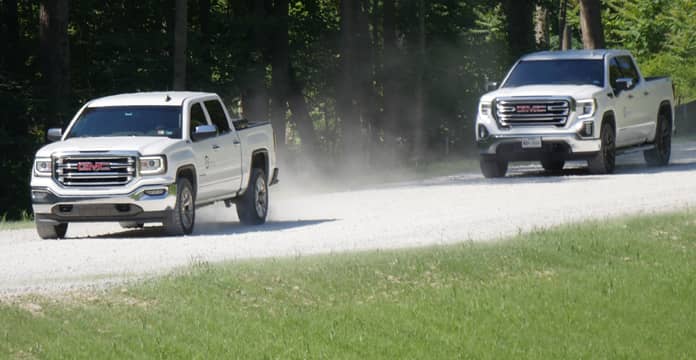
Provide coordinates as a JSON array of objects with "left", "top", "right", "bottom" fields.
[{"left": 75, "top": 219, "right": 337, "bottom": 240}]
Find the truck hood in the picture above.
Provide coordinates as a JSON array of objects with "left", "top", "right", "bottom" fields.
[
  {"left": 480, "top": 84, "right": 604, "bottom": 103},
  {"left": 35, "top": 136, "right": 182, "bottom": 157}
]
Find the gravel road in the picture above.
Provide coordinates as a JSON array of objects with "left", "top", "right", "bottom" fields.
[{"left": 3, "top": 141, "right": 696, "bottom": 295}]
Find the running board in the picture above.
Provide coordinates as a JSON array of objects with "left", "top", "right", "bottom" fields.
[{"left": 617, "top": 144, "right": 655, "bottom": 156}]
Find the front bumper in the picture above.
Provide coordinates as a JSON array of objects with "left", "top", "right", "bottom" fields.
[
  {"left": 31, "top": 183, "right": 176, "bottom": 223},
  {"left": 478, "top": 133, "right": 601, "bottom": 161}
]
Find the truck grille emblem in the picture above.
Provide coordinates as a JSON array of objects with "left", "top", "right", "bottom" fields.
[
  {"left": 515, "top": 104, "right": 548, "bottom": 113},
  {"left": 77, "top": 161, "right": 111, "bottom": 172}
]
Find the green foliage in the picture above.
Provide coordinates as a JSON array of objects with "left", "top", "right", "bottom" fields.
[{"left": 3, "top": 212, "right": 696, "bottom": 357}]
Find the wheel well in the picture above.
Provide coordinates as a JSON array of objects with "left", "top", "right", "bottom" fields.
[
  {"left": 658, "top": 101, "right": 672, "bottom": 123},
  {"left": 176, "top": 166, "right": 196, "bottom": 191},
  {"left": 601, "top": 112, "right": 616, "bottom": 132},
  {"left": 251, "top": 151, "right": 268, "bottom": 174}
]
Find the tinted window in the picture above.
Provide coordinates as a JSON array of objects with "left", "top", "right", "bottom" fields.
[
  {"left": 616, "top": 56, "right": 640, "bottom": 84},
  {"left": 67, "top": 106, "right": 182, "bottom": 139},
  {"left": 503, "top": 60, "right": 604, "bottom": 87},
  {"left": 609, "top": 58, "right": 623, "bottom": 89},
  {"left": 189, "top": 103, "right": 208, "bottom": 137},
  {"left": 204, "top": 100, "right": 230, "bottom": 133}
]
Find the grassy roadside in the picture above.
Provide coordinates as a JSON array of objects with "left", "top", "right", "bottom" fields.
[
  {"left": 2, "top": 212, "right": 696, "bottom": 358},
  {"left": 0, "top": 213, "right": 34, "bottom": 231}
]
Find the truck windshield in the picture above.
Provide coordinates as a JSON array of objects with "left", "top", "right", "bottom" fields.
[
  {"left": 66, "top": 106, "right": 182, "bottom": 139},
  {"left": 503, "top": 60, "right": 604, "bottom": 87}
]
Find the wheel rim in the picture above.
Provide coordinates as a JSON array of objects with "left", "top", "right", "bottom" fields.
[
  {"left": 603, "top": 127, "right": 615, "bottom": 169},
  {"left": 254, "top": 176, "right": 268, "bottom": 218},
  {"left": 180, "top": 186, "right": 194, "bottom": 229}
]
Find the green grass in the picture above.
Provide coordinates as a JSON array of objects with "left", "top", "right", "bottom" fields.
[
  {"left": 3, "top": 212, "right": 696, "bottom": 358},
  {"left": 0, "top": 212, "right": 34, "bottom": 231}
]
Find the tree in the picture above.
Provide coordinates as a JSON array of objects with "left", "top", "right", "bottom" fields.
[
  {"left": 173, "top": 0, "right": 187, "bottom": 90},
  {"left": 502, "top": 0, "right": 535, "bottom": 60},
  {"left": 578, "top": 0, "right": 605, "bottom": 49},
  {"left": 39, "top": 0, "right": 70, "bottom": 127},
  {"left": 558, "top": 0, "right": 572, "bottom": 50}
]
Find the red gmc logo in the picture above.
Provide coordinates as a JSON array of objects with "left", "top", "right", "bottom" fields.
[
  {"left": 516, "top": 105, "right": 547, "bottom": 113},
  {"left": 77, "top": 161, "right": 111, "bottom": 172}
]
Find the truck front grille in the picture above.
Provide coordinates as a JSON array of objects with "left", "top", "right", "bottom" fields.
[
  {"left": 55, "top": 155, "right": 136, "bottom": 186},
  {"left": 495, "top": 97, "right": 571, "bottom": 126}
]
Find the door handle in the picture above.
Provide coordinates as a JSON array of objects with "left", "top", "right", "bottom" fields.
[
  {"left": 628, "top": 94, "right": 634, "bottom": 99},
  {"left": 644, "top": 91, "right": 650, "bottom": 96},
  {"left": 232, "top": 139, "right": 241, "bottom": 145},
  {"left": 212, "top": 144, "right": 220, "bottom": 150}
]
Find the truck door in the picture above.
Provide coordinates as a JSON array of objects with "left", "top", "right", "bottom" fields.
[
  {"left": 609, "top": 57, "right": 642, "bottom": 147},
  {"left": 188, "top": 101, "right": 219, "bottom": 202},
  {"left": 203, "top": 99, "right": 243, "bottom": 194},
  {"left": 617, "top": 56, "right": 654, "bottom": 143}
]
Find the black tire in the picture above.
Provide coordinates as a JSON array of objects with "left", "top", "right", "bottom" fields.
[
  {"left": 644, "top": 113, "right": 671, "bottom": 166},
  {"left": 480, "top": 157, "right": 508, "bottom": 178},
  {"left": 119, "top": 222, "right": 144, "bottom": 229},
  {"left": 236, "top": 168, "right": 268, "bottom": 225},
  {"left": 36, "top": 219, "right": 68, "bottom": 240},
  {"left": 588, "top": 122, "right": 616, "bottom": 174},
  {"left": 541, "top": 159, "right": 565, "bottom": 172},
  {"left": 164, "top": 177, "right": 195, "bottom": 235}
]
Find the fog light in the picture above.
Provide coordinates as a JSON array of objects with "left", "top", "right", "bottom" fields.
[
  {"left": 59, "top": 205, "right": 73, "bottom": 213},
  {"left": 115, "top": 204, "right": 131, "bottom": 212},
  {"left": 32, "top": 191, "right": 49, "bottom": 201},
  {"left": 581, "top": 121, "right": 594, "bottom": 137},
  {"left": 144, "top": 189, "right": 166, "bottom": 196},
  {"left": 478, "top": 124, "right": 489, "bottom": 139}
]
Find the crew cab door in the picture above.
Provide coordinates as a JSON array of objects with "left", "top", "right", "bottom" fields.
[
  {"left": 187, "top": 101, "right": 222, "bottom": 202},
  {"left": 202, "top": 98, "right": 243, "bottom": 193},
  {"left": 608, "top": 56, "right": 642, "bottom": 147},
  {"left": 616, "top": 55, "right": 655, "bottom": 143}
]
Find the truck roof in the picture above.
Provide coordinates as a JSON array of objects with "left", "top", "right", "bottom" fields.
[
  {"left": 521, "top": 49, "right": 632, "bottom": 61},
  {"left": 87, "top": 91, "right": 216, "bottom": 107}
]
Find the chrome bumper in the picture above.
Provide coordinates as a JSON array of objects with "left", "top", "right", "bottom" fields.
[
  {"left": 31, "top": 183, "right": 177, "bottom": 222},
  {"left": 478, "top": 133, "right": 601, "bottom": 155}
]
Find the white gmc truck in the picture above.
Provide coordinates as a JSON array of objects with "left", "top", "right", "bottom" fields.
[
  {"left": 30, "top": 92, "right": 278, "bottom": 239},
  {"left": 476, "top": 50, "right": 674, "bottom": 178}
]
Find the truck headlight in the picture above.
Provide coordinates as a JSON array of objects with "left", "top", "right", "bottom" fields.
[
  {"left": 34, "top": 158, "right": 52, "bottom": 176},
  {"left": 139, "top": 156, "right": 166, "bottom": 175},
  {"left": 479, "top": 102, "right": 492, "bottom": 116},
  {"left": 577, "top": 99, "right": 596, "bottom": 119}
]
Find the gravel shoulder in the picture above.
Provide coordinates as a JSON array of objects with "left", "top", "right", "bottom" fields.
[{"left": 3, "top": 141, "right": 696, "bottom": 295}]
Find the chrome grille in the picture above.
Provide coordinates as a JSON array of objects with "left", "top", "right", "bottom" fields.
[
  {"left": 495, "top": 97, "right": 571, "bottom": 126},
  {"left": 55, "top": 155, "right": 135, "bottom": 186}
]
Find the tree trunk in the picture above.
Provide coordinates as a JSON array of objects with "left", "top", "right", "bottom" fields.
[
  {"left": 381, "top": 0, "right": 400, "bottom": 147},
  {"left": 337, "top": 0, "right": 359, "bottom": 158},
  {"left": 578, "top": 0, "right": 605, "bottom": 49},
  {"left": 412, "top": 0, "right": 426, "bottom": 161},
  {"left": 39, "top": 0, "right": 70, "bottom": 127},
  {"left": 502, "top": 0, "right": 535, "bottom": 61},
  {"left": 270, "top": 0, "right": 289, "bottom": 148},
  {"left": 3, "top": 0, "right": 20, "bottom": 70},
  {"left": 287, "top": 67, "right": 317, "bottom": 151},
  {"left": 199, "top": 0, "right": 211, "bottom": 78},
  {"left": 242, "top": 0, "right": 269, "bottom": 121},
  {"left": 534, "top": 5, "right": 549, "bottom": 49},
  {"left": 559, "top": 0, "right": 571, "bottom": 50},
  {"left": 173, "top": 0, "right": 187, "bottom": 90}
]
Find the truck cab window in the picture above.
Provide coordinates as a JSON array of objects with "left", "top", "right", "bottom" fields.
[
  {"left": 204, "top": 100, "right": 231, "bottom": 133},
  {"left": 609, "top": 58, "right": 623, "bottom": 90},
  {"left": 617, "top": 56, "right": 640, "bottom": 86},
  {"left": 189, "top": 103, "right": 208, "bottom": 136}
]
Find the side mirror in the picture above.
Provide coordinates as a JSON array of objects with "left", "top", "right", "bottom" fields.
[
  {"left": 486, "top": 82, "right": 499, "bottom": 92},
  {"left": 47, "top": 128, "right": 62, "bottom": 142},
  {"left": 614, "top": 78, "right": 634, "bottom": 93},
  {"left": 191, "top": 124, "right": 218, "bottom": 141},
  {"left": 232, "top": 119, "right": 249, "bottom": 130}
]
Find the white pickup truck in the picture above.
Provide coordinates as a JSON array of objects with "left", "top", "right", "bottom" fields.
[
  {"left": 30, "top": 92, "right": 278, "bottom": 239},
  {"left": 476, "top": 50, "right": 674, "bottom": 178}
]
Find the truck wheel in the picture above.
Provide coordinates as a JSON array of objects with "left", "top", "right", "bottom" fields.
[
  {"left": 541, "top": 159, "right": 565, "bottom": 172},
  {"left": 164, "top": 177, "right": 195, "bottom": 235},
  {"left": 644, "top": 113, "right": 671, "bottom": 166},
  {"left": 236, "top": 168, "right": 268, "bottom": 225},
  {"left": 588, "top": 122, "right": 616, "bottom": 174},
  {"left": 36, "top": 218, "right": 68, "bottom": 240},
  {"left": 480, "top": 157, "right": 508, "bottom": 178}
]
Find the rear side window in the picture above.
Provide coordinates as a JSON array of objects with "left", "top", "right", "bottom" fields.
[
  {"left": 204, "top": 100, "right": 231, "bottom": 133},
  {"left": 189, "top": 103, "right": 208, "bottom": 137}
]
